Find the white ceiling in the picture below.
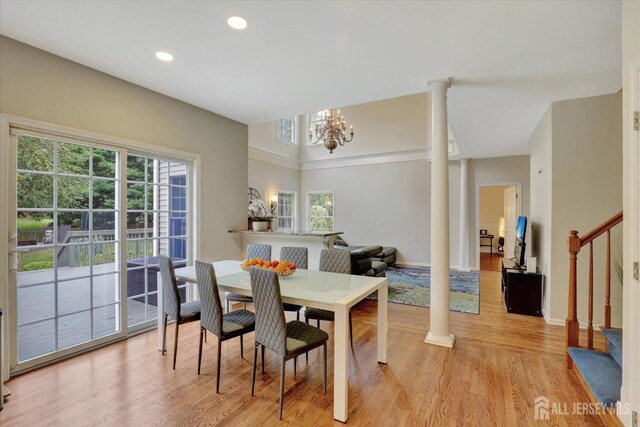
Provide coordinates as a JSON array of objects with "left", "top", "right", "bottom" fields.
[{"left": 0, "top": 1, "right": 621, "bottom": 158}]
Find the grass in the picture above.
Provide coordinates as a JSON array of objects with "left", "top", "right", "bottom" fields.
[
  {"left": 21, "top": 247, "right": 53, "bottom": 265},
  {"left": 19, "top": 240, "right": 155, "bottom": 271}
]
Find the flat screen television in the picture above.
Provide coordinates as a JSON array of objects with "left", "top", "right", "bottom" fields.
[{"left": 513, "top": 216, "right": 527, "bottom": 267}]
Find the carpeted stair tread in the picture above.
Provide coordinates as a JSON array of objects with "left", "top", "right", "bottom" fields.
[
  {"left": 602, "top": 329, "right": 622, "bottom": 367},
  {"left": 568, "top": 348, "right": 621, "bottom": 407}
]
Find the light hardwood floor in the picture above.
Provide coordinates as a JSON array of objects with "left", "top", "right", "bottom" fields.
[{"left": 0, "top": 254, "right": 614, "bottom": 426}]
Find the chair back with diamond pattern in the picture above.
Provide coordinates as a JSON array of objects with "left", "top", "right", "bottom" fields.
[
  {"left": 159, "top": 255, "right": 180, "bottom": 320},
  {"left": 195, "top": 260, "right": 223, "bottom": 337},
  {"left": 249, "top": 267, "right": 287, "bottom": 356},
  {"left": 319, "top": 249, "right": 351, "bottom": 274},
  {"left": 280, "top": 247, "right": 308, "bottom": 270},
  {"left": 246, "top": 244, "right": 271, "bottom": 260}
]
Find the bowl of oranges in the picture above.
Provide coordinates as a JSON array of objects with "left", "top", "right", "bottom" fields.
[{"left": 241, "top": 258, "right": 297, "bottom": 277}]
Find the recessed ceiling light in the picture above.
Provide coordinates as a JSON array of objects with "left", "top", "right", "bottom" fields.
[
  {"left": 155, "top": 51, "right": 174, "bottom": 62},
  {"left": 227, "top": 16, "right": 248, "bottom": 30}
]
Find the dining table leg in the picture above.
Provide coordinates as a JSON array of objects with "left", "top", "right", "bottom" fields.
[
  {"left": 377, "top": 280, "right": 388, "bottom": 364},
  {"left": 157, "top": 272, "right": 165, "bottom": 351},
  {"left": 333, "top": 302, "right": 349, "bottom": 422}
]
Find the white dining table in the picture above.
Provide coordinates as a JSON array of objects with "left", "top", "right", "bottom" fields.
[{"left": 156, "top": 260, "right": 388, "bottom": 423}]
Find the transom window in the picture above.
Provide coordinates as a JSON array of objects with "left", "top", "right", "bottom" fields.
[
  {"left": 308, "top": 111, "right": 324, "bottom": 145},
  {"left": 308, "top": 192, "right": 334, "bottom": 232},
  {"left": 277, "top": 190, "right": 295, "bottom": 232},
  {"left": 276, "top": 117, "right": 296, "bottom": 144}
]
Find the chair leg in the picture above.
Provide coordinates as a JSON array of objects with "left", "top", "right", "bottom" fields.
[
  {"left": 172, "top": 321, "right": 179, "bottom": 370},
  {"left": 349, "top": 310, "right": 354, "bottom": 350},
  {"left": 251, "top": 343, "right": 258, "bottom": 397},
  {"left": 317, "top": 319, "right": 320, "bottom": 328},
  {"left": 293, "top": 357, "right": 297, "bottom": 376},
  {"left": 162, "top": 314, "right": 168, "bottom": 355},
  {"left": 323, "top": 343, "right": 327, "bottom": 395},
  {"left": 216, "top": 337, "right": 222, "bottom": 393},
  {"left": 240, "top": 335, "right": 244, "bottom": 359},
  {"left": 243, "top": 302, "right": 247, "bottom": 309},
  {"left": 261, "top": 345, "right": 265, "bottom": 374},
  {"left": 305, "top": 316, "right": 309, "bottom": 362},
  {"left": 197, "top": 327, "right": 204, "bottom": 375},
  {"left": 226, "top": 299, "right": 230, "bottom": 313},
  {"left": 279, "top": 357, "right": 286, "bottom": 420},
  {"left": 296, "top": 310, "right": 299, "bottom": 321},
  {"left": 204, "top": 329, "right": 207, "bottom": 343}
]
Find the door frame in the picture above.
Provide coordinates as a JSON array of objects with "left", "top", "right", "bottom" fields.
[
  {"left": 474, "top": 182, "right": 522, "bottom": 270},
  {"left": 620, "top": 59, "right": 640, "bottom": 425},
  {"left": 0, "top": 114, "right": 201, "bottom": 378}
]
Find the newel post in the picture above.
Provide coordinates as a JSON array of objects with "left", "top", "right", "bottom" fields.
[{"left": 566, "top": 230, "right": 581, "bottom": 368}]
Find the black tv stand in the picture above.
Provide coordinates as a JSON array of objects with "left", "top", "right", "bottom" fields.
[{"left": 501, "top": 258, "right": 543, "bottom": 317}]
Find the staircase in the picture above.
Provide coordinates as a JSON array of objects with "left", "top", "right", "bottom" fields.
[
  {"left": 567, "top": 329, "right": 622, "bottom": 407},
  {"left": 566, "top": 211, "right": 623, "bottom": 409}
]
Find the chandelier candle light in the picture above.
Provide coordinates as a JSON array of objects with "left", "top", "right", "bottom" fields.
[{"left": 309, "top": 109, "right": 355, "bottom": 153}]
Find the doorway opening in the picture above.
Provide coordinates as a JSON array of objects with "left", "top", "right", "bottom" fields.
[{"left": 477, "top": 185, "right": 519, "bottom": 272}]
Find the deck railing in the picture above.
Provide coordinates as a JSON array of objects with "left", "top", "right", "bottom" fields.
[
  {"left": 566, "top": 211, "right": 623, "bottom": 367},
  {"left": 57, "top": 228, "right": 153, "bottom": 267}
]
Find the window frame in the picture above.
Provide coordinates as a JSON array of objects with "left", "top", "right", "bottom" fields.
[
  {"left": 307, "top": 191, "right": 335, "bottom": 233},
  {"left": 276, "top": 117, "right": 298, "bottom": 145},
  {"left": 276, "top": 189, "right": 297, "bottom": 232},
  {"left": 307, "top": 111, "right": 325, "bottom": 146}
]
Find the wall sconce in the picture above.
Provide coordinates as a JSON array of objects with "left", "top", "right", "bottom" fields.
[{"left": 270, "top": 195, "right": 278, "bottom": 216}]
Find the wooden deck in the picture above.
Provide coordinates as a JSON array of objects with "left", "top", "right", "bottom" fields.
[
  {"left": 1, "top": 254, "right": 615, "bottom": 426},
  {"left": 17, "top": 264, "right": 148, "bottom": 362}
]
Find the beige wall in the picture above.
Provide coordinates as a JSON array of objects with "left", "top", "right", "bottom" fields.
[
  {"left": 529, "top": 92, "right": 623, "bottom": 327},
  {"left": 0, "top": 36, "right": 249, "bottom": 261},
  {"left": 301, "top": 160, "right": 461, "bottom": 266},
  {"left": 249, "top": 119, "right": 301, "bottom": 160},
  {"left": 479, "top": 186, "right": 508, "bottom": 253},
  {"left": 248, "top": 159, "right": 300, "bottom": 230},
  {"left": 529, "top": 106, "right": 553, "bottom": 315}
]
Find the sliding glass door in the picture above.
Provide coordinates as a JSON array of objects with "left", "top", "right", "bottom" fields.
[
  {"left": 9, "top": 128, "right": 193, "bottom": 370},
  {"left": 15, "top": 136, "right": 122, "bottom": 362},
  {"left": 125, "top": 155, "right": 190, "bottom": 328}
]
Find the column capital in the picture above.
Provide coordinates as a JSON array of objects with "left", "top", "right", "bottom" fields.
[{"left": 427, "top": 77, "right": 451, "bottom": 93}]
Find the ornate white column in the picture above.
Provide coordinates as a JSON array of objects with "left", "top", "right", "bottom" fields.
[
  {"left": 459, "top": 158, "right": 469, "bottom": 271},
  {"left": 425, "top": 78, "right": 455, "bottom": 348}
]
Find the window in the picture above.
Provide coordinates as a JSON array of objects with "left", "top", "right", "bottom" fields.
[
  {"left": 276, "top": 117, "right": 296, "bottom": 144},
  {"left": 308, "top": 192, "right": 334, "bottom": 232},
  {"left": 307, "top": 111, "right": 324, "bottom": 145},
  {"left": 170, "top": 175, "right": 187, "bottom": 259},
  {"left": 277, "top": 190, "right": 295, "bottom": 232}
]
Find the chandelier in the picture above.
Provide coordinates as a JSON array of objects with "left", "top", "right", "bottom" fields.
[{"left": 308, "top": 109, "right": 354, "bottom": 154}]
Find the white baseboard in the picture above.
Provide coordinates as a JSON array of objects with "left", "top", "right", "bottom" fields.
[
  {"left": 394, "top": 262, "right": 478, "bottom": 272},
  {"left": 396, "top": 261, "right": 430, "bottom": 268},
  {"left": 541, "top": 309, "right": 621, "bottom": 330}
]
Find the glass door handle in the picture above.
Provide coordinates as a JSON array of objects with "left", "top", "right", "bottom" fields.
[
  {"left": 8, "top": 250, "right": 19, "bottom": 272},
  {"left": 9, "top": 231, "right": 18, "bottom": 272}
]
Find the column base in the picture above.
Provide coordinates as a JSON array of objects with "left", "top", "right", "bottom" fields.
[{"left": 424, "top": 331, "right": 455, "bottom": 348}]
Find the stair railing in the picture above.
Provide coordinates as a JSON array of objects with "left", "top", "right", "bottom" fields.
[{"left": 566, "top": 211, "right": 623, "bottom": 368}]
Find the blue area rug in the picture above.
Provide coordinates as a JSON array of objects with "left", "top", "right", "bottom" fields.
[{"left": 372, "top": 266, "right": 480, "bottom": 314}]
